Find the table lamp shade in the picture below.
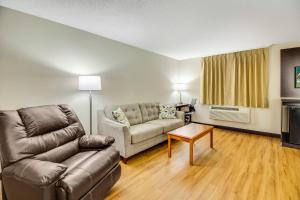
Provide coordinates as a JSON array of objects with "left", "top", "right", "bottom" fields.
[
  {"left": 79, "top": 76, "right": 101, "bottom": 91},
  {"left": 173, "top": 83, "right": 187, "bottom": 91}
]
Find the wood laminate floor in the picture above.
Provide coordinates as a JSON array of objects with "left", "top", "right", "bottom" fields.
[
  {"left": 106, "top": 129, "right": 300, "bottom": 200},
  {"left": 1, "top": 129, "right": 300, "bottom": 200}
]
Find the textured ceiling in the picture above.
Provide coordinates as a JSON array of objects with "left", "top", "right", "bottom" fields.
[{"left": 0, "top": 0, "right": 300, "bottom": 60}]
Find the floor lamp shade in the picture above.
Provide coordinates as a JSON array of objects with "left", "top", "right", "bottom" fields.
[
  {"left": 79, "top": 76, "right": 101, "bottom": 91},
  {"left": 78, "top": 75, "right": 101, "bottom": 135}
]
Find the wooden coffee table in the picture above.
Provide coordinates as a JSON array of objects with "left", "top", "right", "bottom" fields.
[{"left": 167, "top": 123, "right": 214, "bottom": 165}]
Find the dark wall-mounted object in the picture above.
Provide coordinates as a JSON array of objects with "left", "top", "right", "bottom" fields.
[
  {"left": 281, "top": 47, "right": 300, "bottom": 97},
  {"left": 281, "top": 99, "right": 300, "bottom": 149},
  {"left": 295, "top": 66, "right": 300, "bottom": 88}
]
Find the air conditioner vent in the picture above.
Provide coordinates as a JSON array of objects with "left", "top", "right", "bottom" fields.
[
  {"left": 209, "top": 106, "right": 250, "bottom": 123},
  {"left": 211, "top": 106, "right": 239, "bottom": 111}
]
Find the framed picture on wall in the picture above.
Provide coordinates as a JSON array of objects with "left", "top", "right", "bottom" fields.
[{"left": 295, "top": 66, "right": 300, "bottom": 88}]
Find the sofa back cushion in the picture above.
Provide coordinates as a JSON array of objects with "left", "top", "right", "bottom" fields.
[
  {"left": 104, "top": 103, "right": 142, "bottom": 126},
  {"left": 139, "top": 103, "right": 160, "bottom": 122},
  {"left": 0, "top": 104, "right": 85, "bottom": 168}
]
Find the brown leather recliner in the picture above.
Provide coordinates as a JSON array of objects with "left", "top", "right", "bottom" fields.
[{"left": 0, "top": 104, "right": 121, "bottom": 200}]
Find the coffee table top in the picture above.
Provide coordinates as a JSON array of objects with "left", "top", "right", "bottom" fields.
[{"left": 168, "top": 123, "right": 214, "bottom": 140}]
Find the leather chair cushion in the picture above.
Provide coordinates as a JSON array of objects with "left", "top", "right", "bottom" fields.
[
  {"left": 130, "top": 123, "right": 163, "bottom": 144},
  {"left": 139, "top": 103, "right": 160, "bottom": 123},
  {"left": 56, "top": 146, "right": 120, "bottom": 200},
  {"left": 18, "top": 105, "right": 69, "bottom": 137},
  {"left": 147, "top": 119, "right": 185, "bottom": 133},
  {"left": 0, "top": 105, "right": 85, "bottom": 168},
  {"left": 61, "top": 151, "right": 98, "bottom": 173},
  {"left": 33, "top": 139, "right": 80, "bottom": 163},
  {"left": 79, "top": 135, "right": 115, "bottom": 149},
  {"left": 2, "top": 159, "right": 67, "bottom": 186}
]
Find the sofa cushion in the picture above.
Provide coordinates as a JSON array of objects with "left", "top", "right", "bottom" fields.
[
  {"left": 112, "top": 108, "right": 131, "bottom": 127},
  {"left": 104, "top": 104, "right": 142, "bottom": 126},
  {"left": 139, "top": 103, "right": 160, "bottom": 122},
  {"left": 159, "top": 104, "right": 176, "bottom": 119},
  {"left": 130, "top": 123, "right": 164, "bottom": 144},
  {"left": 57, "top": 146, "right": 120, "bottom": 200},
  {"left": 147, "top": 119, "right": 184, "bottom": 133}
]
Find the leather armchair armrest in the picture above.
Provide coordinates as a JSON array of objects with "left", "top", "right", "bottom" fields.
[
  {"left": 79, "top": 135, "right": 115, "bottom": 149},
  {"left": 2, "top": 159, "right": 67, "bottom": 186}
]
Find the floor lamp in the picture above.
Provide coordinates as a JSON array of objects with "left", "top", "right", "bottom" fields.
[{"left": 79, "top": 75, "right": 101, "bottom": 135}]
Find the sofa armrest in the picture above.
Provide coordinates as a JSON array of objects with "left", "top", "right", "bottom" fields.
[
  {"left": 79, "top": 135, "right": 115, "bottom": 149},
  {"left": 99, "top": 117, "right": 131, "bottom": 157},
  {"left": 176, "top": 111, "right": 185, "bottom": 121},
  {"left": 2, "top": 159, "right": 67, "bottom": 186}
]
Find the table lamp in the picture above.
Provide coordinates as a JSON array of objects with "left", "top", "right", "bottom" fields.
[
  {"left": 79, "top": 75, "right": 101, "bottom": 134},
  {"left": 174, "top": 83, "right": 186, "bottom": 105}
]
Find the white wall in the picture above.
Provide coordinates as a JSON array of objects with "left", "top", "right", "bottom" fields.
[
  {"left": 0, "top": 7, "right": 180, "bottom": 134},
  {"left": 179, "top": 42, "right": 300, "bottom": 134},
  {"left": 1, "top": 6, "right": 299, "bottom": 135}
]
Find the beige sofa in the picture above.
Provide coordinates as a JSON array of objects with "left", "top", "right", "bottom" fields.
[{"left": 98, "top": 103, "right": 185, "bottom": 161}]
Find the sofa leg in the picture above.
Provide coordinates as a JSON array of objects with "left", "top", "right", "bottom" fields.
[{"left": 121, "top": 157, "right": 128, "bottom": 164}]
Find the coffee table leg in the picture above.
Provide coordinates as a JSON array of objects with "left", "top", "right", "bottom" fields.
[
  {"left": 168, "top": 135, "right": 172, "bottom": 158},
  {"left": 210, "top": 129, "right": 214, "bottom": 148},
  {"left": 189, "top": 141, "right": 194, "bottom": 165}
]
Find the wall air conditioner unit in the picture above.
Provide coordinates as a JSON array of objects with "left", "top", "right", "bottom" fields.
[{"left": 209, "top": 106, "right": 251, "bottom": 123}]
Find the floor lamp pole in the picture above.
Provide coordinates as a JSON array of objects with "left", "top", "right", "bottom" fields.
[
  {"left": 179, "top": 91, "right": 182, "bottom": 104},
  {"left": 89, "top": 90, "right": 92, "bottom": 135}
]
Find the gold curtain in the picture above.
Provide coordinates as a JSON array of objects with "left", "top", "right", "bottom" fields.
[
  {"left": 202, "top": 54, "right": 228, "bottom": 105},
  {"left": 201, "top": 48, "right": 269, "bottom": 108}
]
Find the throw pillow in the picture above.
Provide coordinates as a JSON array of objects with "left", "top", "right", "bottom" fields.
[
  {"left": 112, "top": 108, "right": 130, "bottom": 127},
  {"left": 159, "top": 104, "right": 176, "bottom": 119}
]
